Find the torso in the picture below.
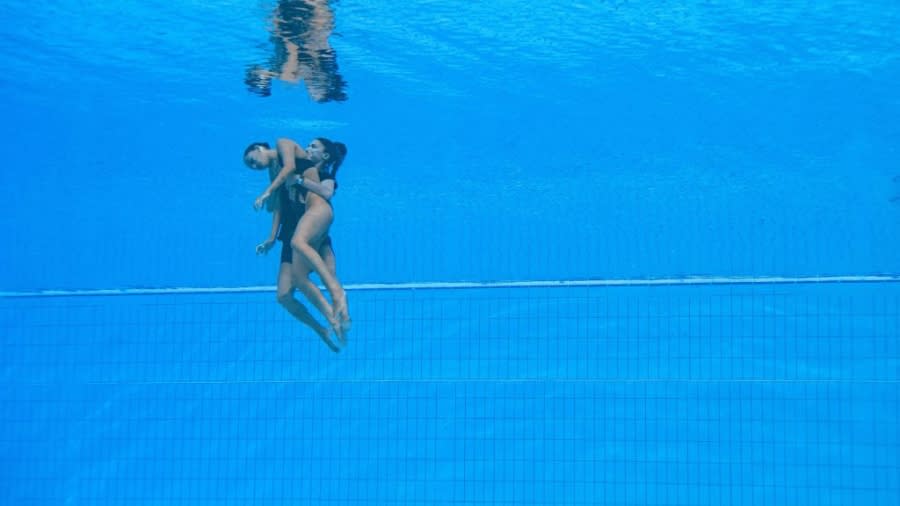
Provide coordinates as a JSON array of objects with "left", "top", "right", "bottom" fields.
[
  {"left": 270, "top": 158, "right": 312, "bottom": 242},
  {"left": 301, "top": 164, "right": 335, "bottom": 209},
  {"left": 277, "top": 152, "right": 317, "bottom": 204},
  {"left": 277, "top": 141, "right": 336, "bottom": 212}
]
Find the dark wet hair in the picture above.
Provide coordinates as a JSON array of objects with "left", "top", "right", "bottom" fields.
[
  {"left": 308, "top": 49, "right": 348, "bottom": 103},
  {"left": 244, "top": 65, "right": 273, "bottom": 97},
  {"left": 243, "top": 142, "right": 271, "bottom": 158},
  {"left": 245, "top": 0, "right": 348, "bottom": 103},
  {"left": 316, "top": 137, "right": 347, "bottom": 178}
]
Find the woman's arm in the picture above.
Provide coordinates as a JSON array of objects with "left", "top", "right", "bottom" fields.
[
  {"left": 254, "top": 138, "right": 309, "bottom": 210},
  {"left": 295, "top": 175, "right": 336, "bottom": 201},
  {"left": 256, "top": 207, "right": 282, "bottom": 255},
  {"left": 268, "top": 207, "right": 282, "bottom": 242}
]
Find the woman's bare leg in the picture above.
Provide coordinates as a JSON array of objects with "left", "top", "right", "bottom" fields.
[
  {"left": 276, "top": 261, "right": 338, "bottom": 353},
  {"left": 291, "top": 206, "right": 350, "bottom": 335},
  {"left": 320, "top": 237, "right": 337, "bottom": 276},
  {"left": 317, "top": 237, "right": 348, "bottom": 344},
  {"left": 290, "top": 253, "right": 337, "bottom": 330}
]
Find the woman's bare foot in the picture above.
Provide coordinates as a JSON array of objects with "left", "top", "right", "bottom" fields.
[
  {"left": 330, "top": 319, "right": 346, "bottom": 347},
  {"left": 319, "top": 308, "right": 344, "bottom": 349},
  {"left": 316, "top": 326, "right": 340, "bottom": 353},
  {"left": 332, "top": 296, "right": 351, "bottom": 345}
]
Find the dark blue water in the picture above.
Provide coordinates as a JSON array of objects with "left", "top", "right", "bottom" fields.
[{"left": 2, "top": 283, "right": 899, "bottom": 504}]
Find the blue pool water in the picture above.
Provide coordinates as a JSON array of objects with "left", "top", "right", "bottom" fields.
[
  {"left": 1, "top": 1, "right": 899, "bottom": 504},
  {"left": 2, "top": 282, "right": 899, "bottom": 504},
  {"left": 1, "top": 1, "right": 899, "bottom": 289}
]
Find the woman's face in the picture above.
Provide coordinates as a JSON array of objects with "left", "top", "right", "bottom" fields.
[
  {"left": 306, "top": 139, "right": 329, "bottom": 164},
  {"left": 244, "top": 148, "right": 267, "bottom": 170}
]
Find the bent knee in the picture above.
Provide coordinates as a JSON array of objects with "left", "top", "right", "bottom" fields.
[
  {"left": 291, "top": 238, "right": 316, "bottom": 256},
  {"left": 276, "top": 289, "right": 294, "bottom": 305}
]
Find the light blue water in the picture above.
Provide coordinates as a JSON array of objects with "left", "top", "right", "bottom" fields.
[
  {"left": 2, "top": 1, "right": 899, "bottom": 504},
  {"left": 1, "top": 1, "right": 899, "bottom": 290}
]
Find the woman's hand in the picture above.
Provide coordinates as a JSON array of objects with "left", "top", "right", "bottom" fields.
[
  {"left": 285, "top": 174, "right": 303, "bottom": 187},
  {"left": 255, "top": 238, "right": 275, "bottom": 255},
  {"left": 254, "top": 191, "right": 270, "bottom": 211}
]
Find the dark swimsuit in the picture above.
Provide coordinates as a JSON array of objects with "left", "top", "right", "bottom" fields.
[
  {"left": 278, "top": 184, "right": 304, "bottom": 264},
  {"left": 275, "top": 153, "right": 336, "bottom": 264}
]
